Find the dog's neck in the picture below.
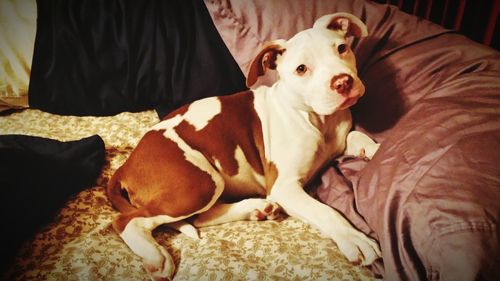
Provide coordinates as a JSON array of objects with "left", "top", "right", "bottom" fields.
[
  {"left": 268, "top": 82, "right": 331, "bottom": 130},
  {"left": 307, "top": 112, "right": 327, "bottom": 130},
  {"left": 271, "top": 82, "right": 311, "bottom": 112}
]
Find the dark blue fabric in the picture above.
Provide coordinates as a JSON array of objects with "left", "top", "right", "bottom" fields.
[{"left": 28, "top": 0, "right": 246, "bottom": 118}]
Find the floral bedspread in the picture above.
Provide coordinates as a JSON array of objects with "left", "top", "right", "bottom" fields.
[{"left": 0, "top": 109, "right": 377, "bottom": 281}]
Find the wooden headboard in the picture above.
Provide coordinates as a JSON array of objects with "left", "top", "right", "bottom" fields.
[{"left": 373, "top": 0, "right": 499, "bottom": 50}]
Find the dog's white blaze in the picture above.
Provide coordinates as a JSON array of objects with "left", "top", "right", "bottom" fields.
[
  {"left": 213, "top": 145, "right": 266, "bottom": 187},
  {"left": 162, "top": 128, "right": 224, "bottom": 211},
  {"left": 151, "top": 97, "right": 221, "bottom": 132},
  {"left": 213, "top": 158, "right": 223, "bottom": 172},
  {"left": 151, "top": 114, "right": 183, "bottom": 131},
  {"left": 184, "top": 97, "right": 221, "bottom": 131},
  {"left": 152, "top": 102, "right": 224, "bottom": 212}
]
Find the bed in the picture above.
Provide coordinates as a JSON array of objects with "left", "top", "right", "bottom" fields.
[
  {"left": 1, "top": 0, "right": 499, "bottom": 280},
  {"left": 2, "top": 109, "right": 377, "bottom": 281}
]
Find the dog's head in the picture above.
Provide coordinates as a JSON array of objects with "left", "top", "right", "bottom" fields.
[{"left": 247, "top": 13, "right": 368, "bottom": 116}]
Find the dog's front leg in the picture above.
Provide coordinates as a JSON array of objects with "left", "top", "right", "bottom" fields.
[{"left": 268, "top": 179, "right": 381, "bottom": 265}]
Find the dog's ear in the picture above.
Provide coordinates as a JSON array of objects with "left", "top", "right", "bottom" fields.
[
  {"left": 246, "top": 40, "right": 286, "bottom": 88},
  {"left": 313, "top": 13, "right": 368, "bottom": 38}
]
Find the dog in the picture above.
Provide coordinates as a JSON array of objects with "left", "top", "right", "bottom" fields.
[{"left": 107, "top": 12, "right": 381, "bottom": 281}]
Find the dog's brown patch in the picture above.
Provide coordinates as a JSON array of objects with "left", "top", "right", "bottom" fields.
[
  {"left": 174, "top": 91, "right": 272, "bottom": 199},
  {"left": 115, "top": 130, "right": 217, "bottom": 218}
]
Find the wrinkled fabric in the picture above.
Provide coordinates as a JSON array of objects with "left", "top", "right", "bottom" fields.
[
  {"left": 206, "top": 0, "right": 500, "bottom": 280},
  {"left": 352, "top": 19, "right": 500, "bottom": 281},
  {"left": 0, "top": 134, "right": 105, "bottom": 272},
  {"left": 204, "top": 0, "right": 450, "bottom": 78},
  {"left": 28, "top": 0, "right": 246, "bottom": 117}
]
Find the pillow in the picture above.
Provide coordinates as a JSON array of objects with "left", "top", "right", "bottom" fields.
[
  {"left": 0, "top": 0, "right": 36, "bottom": 112},
  {"left": 206, "top": 0, "right": 500, "bottom": 280},
  {"left": 204, "top": 0, "right": 448, "bottom": 81}
]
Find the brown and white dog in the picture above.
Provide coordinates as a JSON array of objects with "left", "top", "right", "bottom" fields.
[{"left": 107, "top": 13, "right": 381, "bottom": 281}]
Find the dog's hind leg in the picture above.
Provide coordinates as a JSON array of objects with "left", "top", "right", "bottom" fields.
[
  {"left": 193, "top": 198, "right": 285, "bottom": 227},
  {"left": 113, "top": 168, "right": 225, "bottom": 280},
  {"left": 118, "top": 213, "right": 188, "bottom": 281}
]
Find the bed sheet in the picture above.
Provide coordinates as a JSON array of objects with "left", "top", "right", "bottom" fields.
[{"left": 0, "top": 109, "right": 377, "bottom": 281}]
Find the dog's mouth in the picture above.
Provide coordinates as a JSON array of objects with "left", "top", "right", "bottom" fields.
[{"left": 338, "top": 97, "right": 359, "bottom": 110}]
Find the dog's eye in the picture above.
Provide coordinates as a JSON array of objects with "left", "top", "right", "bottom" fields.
[
  {"left": 337, "top": 44, "right": 347, "bottom": 54},
  {"left": 296, "top": 64, "right": 307, "bottom": 75}
]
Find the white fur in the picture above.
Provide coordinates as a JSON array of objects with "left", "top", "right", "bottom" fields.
[
  {"left": 273, "top": 28, "right": 364, "bottom": 116},
  {"left": 168, "top": 221, "right": 199, "bottom": 239},
  {"left": 152, "top": 97, "right": 221, "bottom": 132},
  {"left": 120, "top": 216, "right": 179, "bottom": 279},
  {"left": 219, "top": 145, "right": 267, "bottom": 197},
  {"left": 345, "top": 130, "right": 380, "bottom": 159},
  {"left": 184, "top": 97, "right": 221, "bottom": 131},
  {"left": 194, "top": 198, "right": 280, "bottom": 226},
  {"left": 247, "top": 16, "right": 380, "bottom": 267}
]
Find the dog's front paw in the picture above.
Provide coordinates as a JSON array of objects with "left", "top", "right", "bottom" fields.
[
  {"left": 334, "top": 229, "right": 381, "bottom": 266},
  {"left": 345, "top": 131, "right": 380, "bottom": 160},
  {"left": 249, "top": 201, "right": 286, "bottom": 221}
]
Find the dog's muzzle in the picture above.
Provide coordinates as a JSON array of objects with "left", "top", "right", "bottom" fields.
[{"left": 331, "top": 74, "right": 353, "bottom": 95}]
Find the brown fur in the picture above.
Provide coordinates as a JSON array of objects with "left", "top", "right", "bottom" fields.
[
  {"left": 108, "top": 131, "right": 217, "bottom": 232},
  {"left": 107, "top": 90, "right": 278, "bottom": 232},
  {"left": 173, "top": 91, "right": 268, "bottom": 200}
]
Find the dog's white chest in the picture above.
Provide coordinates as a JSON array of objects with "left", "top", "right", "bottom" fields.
[{"left": 253, "top": 86, "right": 352, "bottom": 183}]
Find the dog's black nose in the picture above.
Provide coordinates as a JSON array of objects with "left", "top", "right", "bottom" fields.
[{"left": 331, "top": 74, "right": 353, "bottom": 94}]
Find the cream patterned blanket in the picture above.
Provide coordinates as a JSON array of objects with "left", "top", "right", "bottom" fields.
[{"left": 1, "top": 109, "right": 377, "bottom": 281}]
